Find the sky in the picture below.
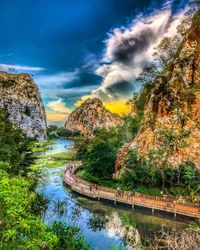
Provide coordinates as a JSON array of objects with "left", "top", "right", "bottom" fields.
[{"left": 0, "top": 0, "right": 189, "bottom": 125}]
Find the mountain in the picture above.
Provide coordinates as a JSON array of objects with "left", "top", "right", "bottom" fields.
[
  {"left": 115, "top": 11, "right": 200, "bottom": 174},
  {"left": 65, "top": 98, "right": 122, "bottom": 137},
  {"left": 0, "top": 72, "right": 47, "bottom": 141}
]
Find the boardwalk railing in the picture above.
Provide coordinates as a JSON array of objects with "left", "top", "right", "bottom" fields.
[{"left": 63, "top": 165, "right": 200, "bottom": 219}]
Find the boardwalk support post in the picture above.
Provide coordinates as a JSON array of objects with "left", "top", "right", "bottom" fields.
[{"left": 64, "top": 166, "right": 200, "bottom": 219}]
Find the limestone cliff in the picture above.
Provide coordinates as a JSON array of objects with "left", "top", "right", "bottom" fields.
[
  {"left": 65, "top": 98, "right": 122, "bottom": 137},
  {"left": 115, "top": 11, "right": 200, "bottom": 172},
  {"left": 0, "top": 72, "right": 47, "bottom": 141}
]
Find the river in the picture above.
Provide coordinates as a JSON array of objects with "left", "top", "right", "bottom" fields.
[{"left": 36, "top": 139, "right": 192, "bottom": 250}]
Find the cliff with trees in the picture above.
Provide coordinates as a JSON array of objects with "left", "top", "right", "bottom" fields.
[
  {"left": 0, "top": 72, "right": 47, "bottom": 141},
  {"left": 116, "top": 9, "right": 200, "bottom": 170},
  {"left": 75, "top": 7, "right": 200, "bottom": 201}
]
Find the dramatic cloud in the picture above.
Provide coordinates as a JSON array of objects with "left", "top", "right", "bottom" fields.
[
  {"left": 37, "top": 1, "right": 185, "bottom": 122},
  {"left": 35, "top": 69, "right": 100, "bottom": 109},
  {"left": 0, "top": 64, "right": 45, "bottom": 71},
  {"left": 56, "top": 85, "right": 98, "bottom": 107},
  {"left": 82, "top": 4, "right": 185, "bottom": 103},
  {"left": 93, "top": 63, "right": 136, "bottom": 100},
  {"left": 0, "top": 0, "right": 189, "bottom": 125}
]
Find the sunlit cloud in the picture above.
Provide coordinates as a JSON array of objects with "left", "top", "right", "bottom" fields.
[
  {"left": 46, "top": 99, "right": 72, "bottom": 122},
  {"left": 47, "top": 99, "right": 72, "bottom": 114},
  {"left": 76, "top": 2, "right": 185, "bottom": 108},
  {"left": 46, "top": 109, "right": 68, "bottom": 122},
  {"left": 94, "top": 9, "right": 184, "bottom": 100}
]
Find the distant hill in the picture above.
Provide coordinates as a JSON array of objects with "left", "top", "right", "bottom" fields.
[{"left": 65, "top": 98, "right": 122, "bottom": 137}]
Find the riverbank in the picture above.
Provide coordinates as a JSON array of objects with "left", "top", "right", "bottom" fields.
[
  {"left": 32, "top": 138, "right": 76, "bottom": 169},
  {"left": 35, "top": 139, "right": 194, "bottom": 249}
]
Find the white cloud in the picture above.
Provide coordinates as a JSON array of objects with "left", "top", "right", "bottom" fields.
[
  {"left": 85, "top": 4, "right": 185, "bottom": 101},
  {"left": 35, "top": 71, "right": 78, "bottom": 88},
  {"left": 47, "top": 99, "right": 72, "bottom": 114},
  {"left": 0, "top": 63, "right": 45, "bottom": 71},
  {"left": 46, "top": 99, "right": 72, "bottom": 123},
  {"left": 103, "top": 10, "right": 172, "bottom": 63}
]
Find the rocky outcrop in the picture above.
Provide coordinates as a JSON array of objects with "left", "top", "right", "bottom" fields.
[
  {"left": 65, "top": 98, "right": 122, "bottom": 137},
  {"left": 0, "top": 72, "right": 47, "bottom": 141},
  {"left": 115, "top": 11, "right": 200, "bottom": 172}
]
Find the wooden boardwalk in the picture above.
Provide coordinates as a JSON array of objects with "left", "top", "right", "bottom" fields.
[{"left": 63, "top": 166, "right": 200, "bottom": 219}]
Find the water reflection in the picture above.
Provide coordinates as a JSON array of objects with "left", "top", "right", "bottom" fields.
[
  {"left": 37, "top": 139, "right": 190, "bottom": 250},
  {"left": 87, "top": 213, "right": 109, "bottom": 232}
]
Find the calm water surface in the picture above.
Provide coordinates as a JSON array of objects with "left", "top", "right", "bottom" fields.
[{"left": 37, "top": 139, "right": 191, "bottom": 250}]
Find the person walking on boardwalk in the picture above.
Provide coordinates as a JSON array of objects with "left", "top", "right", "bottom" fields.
[
  {"left": 116, "top": 187, "right": 120, "bottom": 197},
  {"left": 127, "top": 191, "right": 132, "bottom": 200},
  {"left": 132, "top": 188, "right": 136, "bottom": 197}
]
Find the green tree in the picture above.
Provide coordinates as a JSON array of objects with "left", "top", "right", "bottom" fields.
[
  {"left": 0, "top": 108, "right": 93, "bottom": 250},
  {"left": 179, "top": 161, "right": 199, "bottom": 190},
  {"left": 177, "top": 1, "right": 200, "bottom": 35},
  {"left": 0, "top": 108, "right": 35, "bottom": 176},
  {"left": 48, "top": 221, "right": 92, "bottom": 250},
  {"left": 0, "top": 170, "right": 92, "bottom": 250},
  {"left": 153, "top": 35, "right": 181, "bottom": 68},
  {"left": 136, "top": 63, "right": 158, "bottom": 85},
  {"left": 83, "top": 135, "right": 119, "bottom": 180}
]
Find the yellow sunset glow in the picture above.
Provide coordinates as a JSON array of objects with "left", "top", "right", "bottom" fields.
[
  {"left": 46, "top": 99, "right": 72, "bottom": 122},
  {"left": 46, "top": 110, "right": 68, "bottom": 122},
  {"left": 75, "top": 97, "right": 131, "bottom": 116},
  {"left": 104, "top": 101, "right": 131, "bottom": 116},
  {"left": 74, "top": 96, "right": 91, "bottom": 107}
]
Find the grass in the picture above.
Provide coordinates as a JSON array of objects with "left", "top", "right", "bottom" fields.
[
  {"left": 32, "top": 140, "right": 76, "bottom": 169},
  {"left": 33, "top": 152, "right": 75, "bottom": 169},
  {"left": 36, "top": 159, "right": 65, "bottom": 168},
  {"left": 136, "top": 187, "right": 161, "bottom": 196},
  {"left": 39, "top": 151, "right": 76, "bottom": 160},
  {"left": 31, "top": 140, "right": 53, "bottom": 153}
]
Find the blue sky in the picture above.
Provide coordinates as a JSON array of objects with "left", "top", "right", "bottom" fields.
[{"left": 0, "top": 0, "right": 189, "bottom": 124}]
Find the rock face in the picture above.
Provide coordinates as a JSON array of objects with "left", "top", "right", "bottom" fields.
[
  {"left": 65, "top": 98, "right": 122, "bottom": 137},
  {"left": 0, "top": 72, "right": 47, "bottom": 141},
  {"left": 115, "top": 11, "right": 200, "bottom": 173}
]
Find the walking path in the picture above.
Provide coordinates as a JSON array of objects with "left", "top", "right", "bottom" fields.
[{"left": 63, "top": 165, "right": 200, "bottom": 219}]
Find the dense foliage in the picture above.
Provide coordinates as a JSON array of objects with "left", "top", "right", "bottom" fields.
[
  {"left": 0, "top": 108, "right": 92, "bottom": 250},
  {"left": 81, "top": 128, "right": 123, "bottom": 182},
  {"left": 0, "top": 108, "right": 35, "bottom": 176},
  {"left": 47, "top": 125, "right": 80, "bottom": 139},
  {"left": 121, "top": 148, "right": 200, "bottom": 199},
  {"left": 75, "top": 114, "right": 142, "bottom": 183}
]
